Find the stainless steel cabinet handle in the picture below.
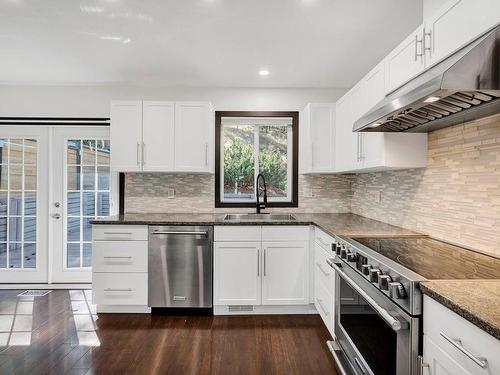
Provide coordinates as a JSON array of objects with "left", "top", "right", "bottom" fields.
[
  {"left": 263, "top": 249, "right": 267, "bottom": 276},
  {"left": 103, "top": 256, "right": 132, "bottom": 259},
  {"left": 205, "top": 143, "right": 209, "bottom": 167},
  {"left": 257, "top": 249, "right": 260, "bottom": 277},
  {"left": 142, "top": 142, "right": 146, "bottom": 167},
  {"left": 104, "top": 288, "right": 132, "bottom": 292},
  {"left": 316, "top": 297, "right": 329, "bottom": 316},
  {"left": 151, "top": 231, "right": 208, "bottom": 236},
  {"left": 316, "top": 262, "right": 329, "bottom": 277},
  {"left": 440, "top": 332, "right": 488, "bottom": 369},
  {"left": 104, "top": 232, "right": 132, "bottom": 235},
  {"left": 415, "top": 34, "right": 424, "bottom": 61},
  {"left": 327, "top": 258, "right": 406, "bottom": 331},
  {"left": 424, "top": 29, "right": 432, "bottom": 54},
  {"left": 136, "top": 142, "right": 141, "bottom": 167}
]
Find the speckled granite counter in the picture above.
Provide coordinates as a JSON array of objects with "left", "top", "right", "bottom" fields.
[
  {"left": 91, "top": 212, "right": 423, "bottom": 238},
  {"left": 420, "top": 280, "right": 500, "bottom": 340}
]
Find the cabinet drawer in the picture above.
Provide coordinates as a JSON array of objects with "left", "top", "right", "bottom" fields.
[
  {"left": 424, "top": 296, "right": 500, "bottom": 374},
  {"left": 315, "top": 281, "right": 334, "bottom": 337},
  {"left": 92, "top": 225, "right": 148, "bottom": 241},
  {"left": 93, "top": 273, "right": 148, "bottom": 306},
  {"left": 92, "top": 241, "right": 148, "bottom": 273},
  {"left": 314, "top": 228, "right": 335, "bottom": 252},
  {"left": 314, "top": 243, "right": 334, "bottom": 295},
  {"left": 214, "top": 226, "right": 261, "bottom": 242},
  {"left": 262, "top": 226, "right": 310, "bottom": 242}
]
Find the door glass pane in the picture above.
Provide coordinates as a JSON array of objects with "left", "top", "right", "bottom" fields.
[
  {"left": 66, "top": 138, "right": 110, "bottom": 269},
  {"left": 0, "top": 138, "right": 38, "bottom": 270}
]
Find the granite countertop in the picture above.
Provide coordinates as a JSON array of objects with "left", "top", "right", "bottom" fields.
[
  {"left": 420, "top": 280, "right": 500, "bottom": 340},
  {"left": 91, "top": 212, "right": 423, "bottom": 238}
]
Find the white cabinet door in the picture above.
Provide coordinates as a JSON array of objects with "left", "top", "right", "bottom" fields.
[
  {"left": 214, "top": 242, "right": 261, "bottom": 305},
  {"left": 385, "top": 25, "right": 426, "bottom": 94},
  {"left": 174, "top": 102, "right": 213, "bottom": 172},
  {"left": 110, "top": 101, "right": 143, "bottom": 172},
  {"left": 142, "top": 101, "right": 175, "bottom": 172},
  {"left": 301, "top": 103, "right": 335, "bottom": 173},
  {"left": 262, "top": 241, "right": 309, "bottom": 305},
  {"left": 335, "top": 94, "right": 358, "bottom": 172},
  {"left": 424, "top": 336, "right": 471, "bottom": 375},
  {"left": 425, "top": 0, "right": 500, "bottom": 67}
]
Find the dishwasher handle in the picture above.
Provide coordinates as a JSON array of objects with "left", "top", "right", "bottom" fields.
[{"left": 151, "top": 231, "right": 208, "bottom": 236}]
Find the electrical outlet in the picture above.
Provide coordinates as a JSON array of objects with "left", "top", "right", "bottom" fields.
[{"left": 167, "top": 188, "right": 175, "bottom": 199}]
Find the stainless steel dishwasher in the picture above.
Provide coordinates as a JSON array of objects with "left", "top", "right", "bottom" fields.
[{"left": 148, "top": 226, "right": 213, "bottom": 308}]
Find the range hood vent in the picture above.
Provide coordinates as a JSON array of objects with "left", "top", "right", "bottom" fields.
[{"left": 355, "top": 25, "right": 500, "bottom": 133}]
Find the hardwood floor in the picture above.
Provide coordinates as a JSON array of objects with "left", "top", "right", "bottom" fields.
[{"left": 0, "top": 290, "right": 338, "bottom": 375}]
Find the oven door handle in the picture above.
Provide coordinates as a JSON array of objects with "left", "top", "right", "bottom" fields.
[{"left": 327, "top": 258, "right": 407, "bottom": 332}]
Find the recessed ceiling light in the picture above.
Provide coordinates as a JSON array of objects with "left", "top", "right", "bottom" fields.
[
  {"left": 424, "top": 96, "right": 440, "bottom": 103},
  {"left": 259, "top": 69, "right": 270, "bottom": 76}
]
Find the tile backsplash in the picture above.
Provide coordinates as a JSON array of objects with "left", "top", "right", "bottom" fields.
[
  {"left": 124, "top": 113, "right": 500, "bottom": 258},
  {"left": 351, "top": 114, "right": 500, "bottom": 258}
]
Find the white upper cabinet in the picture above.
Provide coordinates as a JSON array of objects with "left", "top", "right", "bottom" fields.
[
  {"left": 425, "top": 0, "right": 500, "bottom": 67},
  {"left": 335, "top": 93, "right": 359, "bottom": 172},
  {"left": 110, "top": 101, "right": 213, "bottom": 173},
  {"left": 142, "top": 101, "right": 175, "bottom": 172},
  {"left": 174, "top": 102, "right": 214, "bottom": 173},
  {"left": 385, "top": 25, "right": 426, "bottom": 94},
  {"left": 300, "top": 103, "right": 336, "bottom": 173},
  {"left": 110, "top": 101, "right": 143, "bottom": 172}
]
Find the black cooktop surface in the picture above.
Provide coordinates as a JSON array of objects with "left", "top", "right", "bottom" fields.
[{"left": 352, "top": 237, "right": 500, "bottom": 280}]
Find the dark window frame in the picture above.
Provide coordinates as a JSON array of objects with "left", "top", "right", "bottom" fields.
[{"left": 215, "top": 111, "right": 299, "bottom": 209}]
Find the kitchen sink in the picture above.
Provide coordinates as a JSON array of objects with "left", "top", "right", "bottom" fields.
[{"left": 223, "top": 213, "right": 297, "bottom": 222}]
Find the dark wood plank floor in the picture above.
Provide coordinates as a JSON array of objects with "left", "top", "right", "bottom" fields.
[{"left": 0, "top": 290, "right": 338, "bottom": 375}]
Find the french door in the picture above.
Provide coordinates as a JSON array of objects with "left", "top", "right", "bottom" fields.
[{"left": 0, "top": 126, "right": 116, "bottom": 284}]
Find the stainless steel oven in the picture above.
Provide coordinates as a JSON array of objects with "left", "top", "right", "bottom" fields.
[{"left": 328, "top": 258, "right": 419, "bottom": 375}]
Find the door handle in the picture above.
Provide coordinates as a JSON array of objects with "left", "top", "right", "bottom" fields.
[
  {"left": 142, "top": 142, "right": 146, "bottom": 167},
  {"left": 257, "top": 249, "right": 260, "bottom": 277},
  {"left": 263, "top": 249, "right": 267, "bottom": 276},
  {"left": 136, "top": 142, "right": 141, "bottom": 167}
]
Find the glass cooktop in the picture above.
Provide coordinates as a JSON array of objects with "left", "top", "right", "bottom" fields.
[{"left": 351, "top": 237, "right": 500, "bottom": 280}]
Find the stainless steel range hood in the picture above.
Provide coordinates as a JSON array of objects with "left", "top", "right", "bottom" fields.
[{"left": 354, "top": 25, "right": 500, "bottom": 133}]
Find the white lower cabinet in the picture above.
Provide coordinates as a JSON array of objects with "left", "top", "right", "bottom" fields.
[
  {"left": 214, "top": 242, "right": 261, "bottom": 305},
  {"left": 423, "top": 296, "right": 500, "bottom": 375},
  {"left": 93, "top": 273, "right": 148, "bottom": 306},
  {"left": 262, "top": 241, "right": 309, "bottom": 305},
  {"left": 213, "top": 226, "right": 310, "bottom": 313}
]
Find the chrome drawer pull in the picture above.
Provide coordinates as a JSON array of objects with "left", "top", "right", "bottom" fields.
[
  {"left": 104, "top": 288, "right": 132, "bottom": 292},
  {"left": 103, "top": 232, "right": 132, "bottom": 235},
  {"left": 103, "top": 256, "right": 132, "bottom": 259},
  {"left": 151, "top": 231, "right": 207, "bottom": 236},
  {"left": 316, "top": 262, "right": 329, "bottom": 277},
  {"left": 440, "top": 332, "right": 488, "bottom": 369}
]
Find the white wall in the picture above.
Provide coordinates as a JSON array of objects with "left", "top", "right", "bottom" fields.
[
  {"left": 423, "top": 0, "right": 448, "bottom": 20},
  {"left": 0, "top": 85, "right": 346, "bottom": 117}
]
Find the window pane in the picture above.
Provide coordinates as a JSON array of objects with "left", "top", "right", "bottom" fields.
[
  {"left": 0, "top": 191, "right": 7, "bottom": 216},
  {"left": 0, "top": 139, "right": 9, "bottom": 164},
  {"left": 82, "top": 140, "right": 96, "bottom": 165},
  {"left": 24, "top": 192, "right": 36, "bottom": 216},
  {"left": 24, "top": 165, "right": 37, "bottom": 190},
  {"left": 23, "top": 139, "right": 37, "bottom": 164},
  {"left": 0, "top": 218, "right": 6, "bottom": 242},
  {"left": 96, "top": 140, "right": 110, "bottom": 165},
  {"left": 9, "top": 140, "right": 23, "bottom": 164},
  {"left": 82, "top": 243, "right": 92, "bottom": 267},
  {"left": 259, "top": 125, "right": 288, "bottom": 199},
  {"left": 96, "top": 192, "right": 109, "bottom": 216},
  {"left": 82, "top": 218, "right": 92, "bottom": 241},
  {"left": 82, "top": 166, "right": 95, "bottom": 190},
  {"left": 67, "top": 192, "right": 80, "bottom": 216},
  {"left": 82, "top": 192, "right": 95, "bottom": 216},
  {"left": 9, "top": 217, "right": 22, "bottom": 241},
  {"left": 9, "top": 165, "right": 22, "bottom": 190},
  {"left": 0, "top": 165, "right": 8, "bottom": 190},
  {"left": 67, "top": 140, "right": 81, "bottom": 164},
  {"left": 0, "top": 243, "right": 6, "bottom": 268},
  {"left": 24, "top": 217, "right": 36, "bottom": 241},
  {"left": 97, "top": 166, "right": 110, "bottom": 190},
  {"left": 9, "top": 191, "right": 22, "bottom": 215},
  {"left": 67, "top": 243, "right": 80, "bottom": 268},
  {"left": 9, "top": 243, "right": 21, "bottom": 268},
  {"left": 24, "top": 243, "right": 36, "bottom": 268},
  {"left": 67, "top": 166, "right": 81, "bottom": 191},
  {"left": 223, "top": 125, "right": 255, "bottom": 201},
  {"left": 67, "top": 217, "right": 80, "bottom": 242}
]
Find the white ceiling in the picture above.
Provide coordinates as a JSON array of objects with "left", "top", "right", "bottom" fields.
[{"left": 0, "top": 0, "right": 422, "bottom": 88}]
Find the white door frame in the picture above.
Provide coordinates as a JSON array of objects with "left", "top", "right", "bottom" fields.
[
  {"left": 50, "top": 127, "right": 118, "bottom": 283},
  {"left": 0, "top": 126, "right": 50, "bottom": 283}
]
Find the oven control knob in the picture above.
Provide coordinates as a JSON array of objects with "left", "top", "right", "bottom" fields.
[
  {"left": 378, "top": 275, "right": 392, "bottom": 290},
  {"left": 340, "top": 247, "right": 348, "bottom": 259},
  {"left": 361, "top": 264, "right": 372, "bottom": 276},
  {"left": 335, "top": 244, "right": 342, "bottom": 256},
  {"left": 347, "top": 252, "right": 357, "bottom": 262},
  {"left": 388, "top": 282, "right": 407, "bottom": 299},
  {"left": 369, "top": 268, "right": 382, "bottom": 283}
]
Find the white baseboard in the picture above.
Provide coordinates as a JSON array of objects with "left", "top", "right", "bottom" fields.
[
  {"left": 214, "top": 303, "right": 319, "bottom": 316},
  {"left": 96, "top": 305, "right": 151, "bottom": 314},
  {"left": 0, "top": 283, "right": 92, "bottom": 290}
]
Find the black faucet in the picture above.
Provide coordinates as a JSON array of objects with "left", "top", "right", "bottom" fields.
[{"left": 255, "top": 173, "right": 267, "bottom": 214}]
